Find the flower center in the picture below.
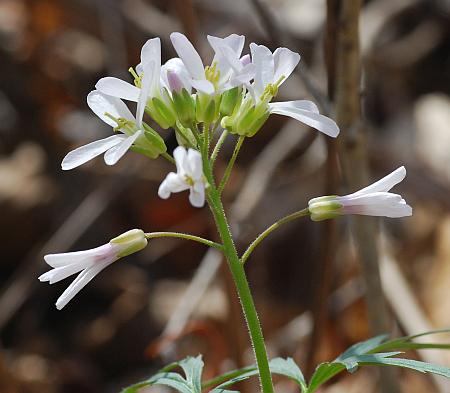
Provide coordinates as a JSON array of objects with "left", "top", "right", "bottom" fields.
[
  {"left": 104, "top": 113, "right": 136, "bottom": 135},
  {"left": 260, "top": 75, "right": 286, "bottom": 102},
  {"left": 184, "top": 174, "right": 195, "bottom": 186}
]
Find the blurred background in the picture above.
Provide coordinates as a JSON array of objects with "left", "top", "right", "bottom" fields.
[{"left": 0, "top": 0, "right": 450, "bottom": 392}]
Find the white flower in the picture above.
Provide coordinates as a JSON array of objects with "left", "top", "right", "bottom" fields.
[
  {"left": 39, "top": 229, "right": 148, "bottom": 310},
  {"left": 158, "top": 146, "right": 205, "bottom": 207},
  {"left": 61, "top": 59, "right": 155, "bottom": 170},
  {"left": 248, "top": 43, "right": 339, "bottom": 138},
  {"left": 308, "top": 166, "right": 413, "bottom": 221},
  {"left": 170, "top": 32, "right": 254, "bottom": 95}
]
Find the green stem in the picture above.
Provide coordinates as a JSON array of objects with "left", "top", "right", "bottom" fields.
[
  {"left": 218, "top": 135, "right": 245, "bottom": 194},
  {"left": 210, "top": 129, "right": 229, "bottom": 166},
  {"left": 241, "top": 208, "right": 310, "bottom": 264},
  {"left": 161, "top": 151, "right": 175, "bottom": 165},
  {"left": 144, "top": 232, "right": 223, "bottom": 250},
  {"left": 202, "top": 156, "right": 274, "bottom": 393}
]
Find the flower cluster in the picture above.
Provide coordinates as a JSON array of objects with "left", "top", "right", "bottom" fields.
[{"left": 61, "top": 32, "right": 339, "bottom": 207}]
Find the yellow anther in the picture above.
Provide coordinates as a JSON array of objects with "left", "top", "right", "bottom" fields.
[
  {"left": 184, "top": 175, "right": 195, "bottom": 186},
  {"left": 205, "top": 62, "right": 220, "bottom": 89},
  {"left": 128, "top": 67, "right": 143, "bottom": 88}
]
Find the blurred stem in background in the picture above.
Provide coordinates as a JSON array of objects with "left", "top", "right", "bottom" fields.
[
  {"left": 333, "top": 1, "right": 399, "bottom": 392},
  {"left": 305, "top": 0, "right": 341, "bottom": 378}
]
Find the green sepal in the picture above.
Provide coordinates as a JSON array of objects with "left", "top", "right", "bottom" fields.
[
  {"left": 131, "top": 123, "right": 166, "bottom": 159},
  {"left": 151, "top": 96, "right": 176, "bottom": 129},
  {"left": 308, "top": 196, "right": 342, "bottom": 221},
  {"left": 110, "top": 229, "right": 147, "bottom": 258},
  {"left": 172, "top": 88, "right": 195, "bottom": 127},
  {"left": 175, "top": 121, "right": 197, "bottom": 148},
  {"left": 220, "top": 87, "right": 241, "bottom": 116}
]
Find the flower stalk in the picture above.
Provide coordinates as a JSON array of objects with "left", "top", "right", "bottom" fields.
[
  {"left": 201, "top": 140, "right": 274, "bottom": 393},
  {"left": 241, "top": 208, "right": 310, "bottom": 264}
]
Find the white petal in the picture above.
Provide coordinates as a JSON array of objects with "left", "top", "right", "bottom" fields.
[
  {"left": 170, "top": 32, "right": 205, "bottom": 80},
  {"left": 269, "top": 100, "right": 319, "bottom": 114},
  {"left": 61, "top": 135, "right": 125, "bottom": 170},
  {"left": 87, "top": 90, "right": 135, "bottom": 127},
  {"left": 43, "top": 246, "right": 106, "bottom": 268},
  {"left": 190, "top": 79, "right": 215, "bottom": 95},
  {"left": 95, "top": 77, "right": 140, "bottom": 102},
  {"left": 173, "top": 145, "right": 188, "bottom": 174},
  {"left": 140, "top": 37, "right": 161, "bottom": 67},
  {"left": 103, "top": 130, "right": 142, "bottom": 166},
  {"left": 189, "top": 182, "right": 205, "bottom": 208},
  {"left": 208, "top": 34, "right": 245, "bottom": 57},
  {"left": 250, "top": 43, "right": 275, "bottom": 97},
  {"left": 158, "top": 172, "right": 189, "bottom": 198},
  {"left": 269, "top": 102, "right": 339, "bottom": 137},
  {"left": 55, "top": 260, "right": 112, "bottom": 310},
  {"left": 136, "top": 61, "right": 154, "bottom": 127},
  {"left": 186, "top": 148, "right": 203, "bottom": 180},
  {"left": 340, "top": 192, "right": 403, "bottom": 206},
  {"left": 39, "top": 259, "right": 93, "bottom": 284},
  {"left": 273, "top": 47, "right": 300, "bottom": 85},
  {"left": 352, "top": 167, "right": 407, "bottom": 195}
]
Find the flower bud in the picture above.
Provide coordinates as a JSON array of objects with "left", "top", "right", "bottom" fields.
[{"left": 196, "top": 93, "right": 220, "bottom": 123}]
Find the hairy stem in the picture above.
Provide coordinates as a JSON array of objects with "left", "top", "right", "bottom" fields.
[
  {"left": 144, "top": 232, "right": 222, "bottom": 250},
  {"left": 241, "top": 208, "right": 310, "bottom": 264},
  {"left": 202, "top": 153, "right": 274, "bottom": 393}
]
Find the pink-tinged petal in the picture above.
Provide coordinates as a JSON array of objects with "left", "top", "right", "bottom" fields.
[
  {"left": 87, "top": 90, "right": 135, "bottom": 127},
  {"left": 190, "top": 79, "right": 215, "bottom": 95},
  {"left": 250, "top": 43, "right": 275, "bottom": 97},
  {"left": 95, "top": 77, "right": 140, "bottom": 102},
  {"left": 61, "top": 135, "right": 125, "bottom": 170},
  {"left": 161, "top": 57, "right": 192, "bottom": 92},
  {"left": 269, "top": 101, "right": 339, "bottom": 137},
  {"left": 189, "top": 182, "right": 205, "bottom": 208},
  {"left": 170, "top": 32, "right": 205, "bottom": 80},
  {"left": 352, "top": 167, "right": 407, "bottom": 196},
  {"left": 240, "top": 54, "right": 251, "bottom": 67},
  {"left": 55, "top": 260, "right": 112, "bottom": 310},
  {"left": 273, "top": 47, "right": 300, "bottom": 85},
  {"left": 103, "top": 130, "right": 142, "bottom": 166},
  {"left": 43, "top": 244, "right": 112, "bottom": 268}
]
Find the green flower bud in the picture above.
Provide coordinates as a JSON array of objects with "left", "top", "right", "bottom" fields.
[{"left": 195, "top": 93, "right": 220, "bottom": 123}]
